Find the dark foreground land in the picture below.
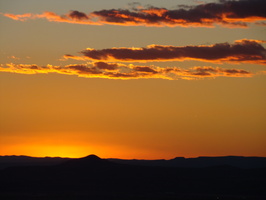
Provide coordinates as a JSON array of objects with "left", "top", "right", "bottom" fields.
[{"left": 0, "top": 155, "right": 266, "bottom": 200}]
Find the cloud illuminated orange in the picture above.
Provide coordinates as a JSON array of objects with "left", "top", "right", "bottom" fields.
[
  {"left": 2, "top": 11, "right": 100, "bottom": 25},
  {"left": 1, "top": 0, "right": 265, "bottom": 28},
  {"left": 0, "top": 62, "right": 254, "bottom": 80},
  {"left": 64, "top": 39, "right": 266, "bottom": 65}
]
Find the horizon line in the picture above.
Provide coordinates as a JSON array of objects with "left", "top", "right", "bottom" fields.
[{"left": 1, "top": 154, "right": 265, "bottom": 160}]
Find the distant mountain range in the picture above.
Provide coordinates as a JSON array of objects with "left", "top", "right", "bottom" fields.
[
  {"left": 1, "top": 155, "right": 266, "bottom": 169},
  {"left": 0, "top": 155, "right": 265, "bottom": 200},
  {"left": 0, "top": 155, "right": 71, "bottom": 170},
  {"left": 109, "top": 156, "right": 266, "bottom": 169}
]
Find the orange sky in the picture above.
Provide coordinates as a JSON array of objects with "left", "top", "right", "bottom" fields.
[{"left": 0, "top": 0, "right": 265, "bottom": 159}]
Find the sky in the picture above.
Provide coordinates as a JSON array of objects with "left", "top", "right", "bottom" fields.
[{"left": 0, "top": 0, "right": 265, "bottom": 159}]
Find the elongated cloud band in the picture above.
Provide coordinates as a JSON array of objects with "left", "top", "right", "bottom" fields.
[
  {"left": 0, "top": 62, "right": 253, "bottom": 80},
  {"left": 64, "top": 39, "right": 266, "bottom": 64},
  {"left": 92, "top": 0, "right": 266, "bottom": 28},
  {"left": 2, "top": 11, "right": 100, "bottom": 25},
  {"left": 2, "top": 0, "right": 266, "bottom": 28}
]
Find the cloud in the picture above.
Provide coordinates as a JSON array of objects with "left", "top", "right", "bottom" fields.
[
  {"left": 2, "top": 11, "right": 100, "bottom": 25},
  {"left": 92, "top": 0, "right": 266, "bottom": 27},
  {"left": 63, "top": 54, "right": 87, "bottom": 61},
  {"left": 64, "top": 39, "right": 266, "bottom": 65},
  {"left": 68, "top": 10, "right": 89, "bottom": 20},
  {"left": 7, "top": 56, "right": 21, "bottom": 60},
  {"left": 2, "top": 0, "right": 265, "bottom": 28},
  {"left": 2, "top": 13, "right": 33, "bottom": 21},
  {"left": 0, "top": 62, "right": 254, "bottom": 80},
  {"left": 94, "top": 62, "right": 118, "bottom": 70}
]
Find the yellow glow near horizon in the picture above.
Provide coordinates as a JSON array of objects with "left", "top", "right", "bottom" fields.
[
  {"left": 2, "top": 144, "right": 88, "bottom": 158},
  {"left": 0, "top": 144, "right": 170, "bottom": 159},
  {"left": 0, "top": 131, "right": 182, "bottom": 159}
]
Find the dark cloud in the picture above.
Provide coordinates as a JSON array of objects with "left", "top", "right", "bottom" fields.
[
  {"left": 67, "top": 64, "right": 101, "bottom": 74},
  {"left": 223, "top": 69, "right": 251, "bottom": 75},
  {"left": 3, "top": 0, "right": 265, "bottom": 27},
  {"left": 91, "top": 0, "right": 266, "bottom": 27},
  {"left": 0, "top": 63, "right": 254, "bottom": 80},
  {"left": 188, "top": 66, "right": 252, "bottom": 77},
  {"left": 93, "top": 62, "right": 118, "bottom": 70},
  {"left": 133, "top": 66, "right": 158, "bottom": 74},
  {"left": 68, "top": 10, "right": 89, "bottom": 20},
  {"left": 78, "top": 39, "right": 266, "bottom": 64},
  {"left": 104, "top": 72, "right": 138, "bottom": 78},
  {"left": 29, "top": 65, "right": 39, "bottom": 69}
]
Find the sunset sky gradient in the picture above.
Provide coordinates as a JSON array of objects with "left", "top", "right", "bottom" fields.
[{"left": 0, "top": 0, "right": 265, "bottom": 159}]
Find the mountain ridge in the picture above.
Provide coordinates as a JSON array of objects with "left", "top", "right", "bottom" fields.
[
  {"left": 0, "top": 154, "right": 266, "bottom": 199},
  {"left": 1, "top": 154, "right": 266, "bottom": 169}
]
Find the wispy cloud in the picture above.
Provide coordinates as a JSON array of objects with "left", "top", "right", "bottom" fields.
[
  {"left": 64, "top": 39, "right": 266, "bottom": 65},
  {"left": 7, "top": 55, "right": 31, "bottom": 60},
  {"left": 7, "top": 56, "right": 21, "bottom": 60},
  {"left": 2, "top": 11, "right": 100, "bottom": 25},
  {"left": 2, "top": 0, "right": 265, "bottom": 28},
  {"left": 0, "top": 62, "right": 254, "bottom": 80}
]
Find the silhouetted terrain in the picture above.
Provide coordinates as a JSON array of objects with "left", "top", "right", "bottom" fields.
[
  {"left": 109, "top": 156, "right": 266, "bottom": 169},
  {"left": 0, "top": 155, "right": 266, "bottom": 199},
  {"left": 0, "top": 155, "right": 70, "bottom": 170},
  {"left": 1, "top": 155, "right": 266, "bottom": 169}
]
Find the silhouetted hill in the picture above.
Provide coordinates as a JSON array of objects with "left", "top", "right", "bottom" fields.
[
  {"left": 59, "top": 154, "right": 117, "bottom": 168},
  {"left": 0, "top": 155, "right": 266, "bottom": 199},
  {"left": 108, "top": 156, "right": 266, "bottom": 169},
  {"left": 0, "top": 155, "right": 70, "bottom": 170},
  {"left": 1, "top": 155, "right": 266, "bottom": 170}
]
